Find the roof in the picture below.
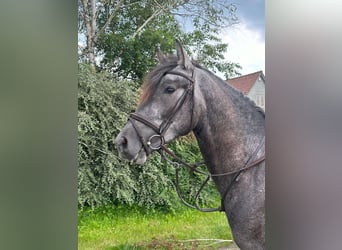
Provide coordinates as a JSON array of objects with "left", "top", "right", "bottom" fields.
[{"left": 226, "top": 71, "right": 264, "bottom": 95}]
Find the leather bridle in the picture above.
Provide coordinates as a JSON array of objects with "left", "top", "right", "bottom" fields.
[
  {"left": 129, "top": 69, "right": 195, "bottom": 153},
  {"left": 128, "top": 67, "right": 265, "bottom": 212}
]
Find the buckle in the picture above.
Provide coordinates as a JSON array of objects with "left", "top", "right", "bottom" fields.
[{"left": 147, "top": 134, "right": 165, "bottom": 150}]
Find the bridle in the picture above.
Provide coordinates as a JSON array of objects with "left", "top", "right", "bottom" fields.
[
  {"left": 128, "top": 66, "right": 265, "bottom": 212},
  {"left": 129, "top": 68, "right": 195, "bottom": 153}
]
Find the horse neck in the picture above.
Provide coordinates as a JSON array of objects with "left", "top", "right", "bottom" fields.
[{"left": 192, "top": 69, "right": 265, "bottom": 176}]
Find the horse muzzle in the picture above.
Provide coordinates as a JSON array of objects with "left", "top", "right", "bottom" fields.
[{"left": 114, "top": 129, "right": 148, "bottom": 165}]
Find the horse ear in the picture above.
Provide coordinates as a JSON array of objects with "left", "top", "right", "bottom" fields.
[
  {"left": 176, "top": 39, "right": 193, "bottom": 70},
  {"left": 156, "top": 47, "right": 167, "bottom": 64}
]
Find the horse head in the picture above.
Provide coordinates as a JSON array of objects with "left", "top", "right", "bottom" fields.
[{"left": 115, "top": 41, "right": 202, "bottom": 164}]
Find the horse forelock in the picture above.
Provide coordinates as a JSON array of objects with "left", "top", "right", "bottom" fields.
[{"left": 138, "top": 57, "right": 178, "bottom": 105}]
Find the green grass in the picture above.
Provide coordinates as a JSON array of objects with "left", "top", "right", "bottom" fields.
[{"left": 78, "top": 205, "right": 234, "bottom": 250}]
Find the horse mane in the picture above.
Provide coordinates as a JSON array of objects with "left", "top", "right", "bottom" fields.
[
  {"left": 194, "top": 63, "right": 265, "bottom": 118},
  {"left": 140, "top": 55, "right": 265, "bottom": 119}
]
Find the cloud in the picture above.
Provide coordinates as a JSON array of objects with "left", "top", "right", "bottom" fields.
[{"left": 221, "top": 21, "right": 265, "bottom": 76}]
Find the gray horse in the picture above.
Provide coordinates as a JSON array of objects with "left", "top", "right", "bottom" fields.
[{"left": 115, "top": 41, "right": 265, "bottom": 250}]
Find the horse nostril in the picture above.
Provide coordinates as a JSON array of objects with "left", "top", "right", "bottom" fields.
[{"left": 117, "top": 136, "right": 128, "bottom": 147}]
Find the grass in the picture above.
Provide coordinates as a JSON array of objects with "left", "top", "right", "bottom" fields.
[{"left": 78, "top": 205, "right": 234, "bottom": 250}]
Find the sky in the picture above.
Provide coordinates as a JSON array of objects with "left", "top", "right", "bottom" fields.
[{"left": 220, "top": 0, "right": 265, "bottom": 77}]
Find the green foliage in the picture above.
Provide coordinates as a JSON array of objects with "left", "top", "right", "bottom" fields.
[
  {"left": 167, "top": 136, "right": 221, "bottom": 208},
  {"left": 78, "top": 64, "right": 220, "bottom": 211},
  {"left": 93, "top": 0, "right": 241, "bottom": 82},
  {"left": 78, "top": 63, "right": 140, "bottom": 208},
  {"left": 179, "top": 16, "right": 242, "bottom": 79},
  {"left": 78, "top": 63, "right": 177, "bottom": 209},
  {"left": 97, "top": 2, "right": 180, "bottom": 81}
]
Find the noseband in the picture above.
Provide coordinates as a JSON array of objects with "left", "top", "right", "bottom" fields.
[{"left": 129, "top": 69, "right": 195, "bottom": 153}]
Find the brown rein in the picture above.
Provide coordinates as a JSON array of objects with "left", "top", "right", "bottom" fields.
[{"left": 159, "top": 137, "right": 265, "bottom": 212}]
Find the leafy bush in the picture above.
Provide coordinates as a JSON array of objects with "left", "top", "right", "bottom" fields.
[
  {"left": 78, "top": 63, "right": 138, "bottom": 208},
  {"left": 78, "top": 64, "right": 219, "bottom": 211}
]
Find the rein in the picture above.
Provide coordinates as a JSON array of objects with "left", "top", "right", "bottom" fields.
[
  {"left": 160, "top": 137, "right": 265, "bottom": 212},
  {"left": 129, "top": 67, "right": 265, "bottom": 212}
]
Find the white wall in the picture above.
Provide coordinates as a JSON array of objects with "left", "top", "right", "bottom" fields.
[{"left": 247, "top": 77, "right": 265, "bottom": 110}]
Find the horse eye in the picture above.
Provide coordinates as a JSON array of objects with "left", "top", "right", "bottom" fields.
[{"left": 165, "top": 86, "right": 175, "bottom": 94}]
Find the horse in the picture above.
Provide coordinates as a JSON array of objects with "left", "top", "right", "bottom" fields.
[{"left": 115, "top": 40, "right": 265, "bottom": 250}]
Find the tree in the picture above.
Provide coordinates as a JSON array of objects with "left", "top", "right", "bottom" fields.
[
  {"left": 98, "top": 9, "right": 182, "bottom": 79},
  {"left": 78, "top": 0, "right": 241, "bottom": 78},
  {"left": 180, "top": 16, "right": 242, "bottom": 79}
]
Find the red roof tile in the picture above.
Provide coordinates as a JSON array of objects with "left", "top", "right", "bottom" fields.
[{"left": 227, "top": 71, "right": 264, "bottom": 95}]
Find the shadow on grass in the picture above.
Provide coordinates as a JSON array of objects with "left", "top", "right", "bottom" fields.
[
  {"left": 106, "top": 237, "right": 197, "bottom": 250},
  {"left": 105, "top": 244, "right": 143, "bottom": 250},
  {"left": 106, "top": 237, "right": 235, "bottom": 250}
]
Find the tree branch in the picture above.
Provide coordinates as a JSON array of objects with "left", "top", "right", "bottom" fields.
[
  {"left": 131, "top": 8, "right": 164, "bottom": 39},
  {"left": 120, "top": 0, "right": 141, "bottom": 9},
  {"left": 95, "top": 0, "right": 124, "bottom": 41},
  {"left": 153, "top": 0, "right": 167, "bottom": 11}
]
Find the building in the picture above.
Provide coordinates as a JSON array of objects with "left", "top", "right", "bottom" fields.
[{"left": 226, "top": 71, "right": 265, "bottom": 110}]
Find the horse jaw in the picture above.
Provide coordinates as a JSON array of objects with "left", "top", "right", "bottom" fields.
[{"left": 130, "top": 147, "right": 147, "bottom": 165}]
